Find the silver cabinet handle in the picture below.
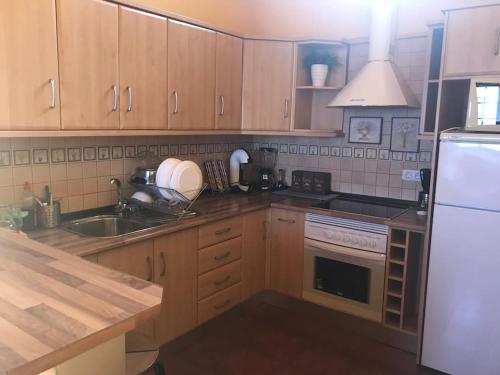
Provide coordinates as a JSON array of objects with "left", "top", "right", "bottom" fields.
[
  {"left": 146, "top": 255, "right": 152, "bottom": 281},
  {"left": 277, "top": 217, "right": 295, "bottom": 224},
  {"left": 112, "top": 84, "right": 118, "bottom": 112},
  {"left": 160, "top": 251, "right": 166, "bottom": 277},
  {"left": 214, "top": 299, "right": 231, "bottom": 310},
  {"left": 214, "top": 251, "right": 231, "bottom": 261},
  {"left": 219, "top": 95, "right": 225, "bottom": 116},
  {"left": 126, "top": 86, "right": 133, "bottom": 112},
  {"left": 48, "top": 79, "right": 56, "bottom": 109},
  {"left": 495, "top": 27, "right": 500, "bottom": 56},
  {"left": 215, "top": 227, "right": 231, "bottom": 236},
  {"left": 284, "top": 99, "right": 289, "bottom": 118},
  {"left": 172, "top": 90, "right": 179, "bottom": 114},
  {"left": 214, "top": 275, "right": 231, "bottom": 286}
]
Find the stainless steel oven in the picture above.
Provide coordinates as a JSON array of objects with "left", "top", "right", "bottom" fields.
[{"left": 303, "top": 213, "right": 387, "bottom": 322}]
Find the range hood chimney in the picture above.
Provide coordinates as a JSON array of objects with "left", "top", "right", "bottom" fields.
[{"left": 328, "top": 1, "right": 420, "bottom": 108}]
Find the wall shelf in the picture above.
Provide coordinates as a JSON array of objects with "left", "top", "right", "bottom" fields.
[{"left": 292, "top": 41, "right": 348, "bottom": 134}]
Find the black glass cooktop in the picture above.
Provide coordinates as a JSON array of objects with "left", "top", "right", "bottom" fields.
[{"left": 311, "top": 195, "right": 410, "bottom": 219}]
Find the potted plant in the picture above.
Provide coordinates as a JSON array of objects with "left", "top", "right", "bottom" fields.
[{"left": 303, "top": 51, "right": 341, "bottom": 87}]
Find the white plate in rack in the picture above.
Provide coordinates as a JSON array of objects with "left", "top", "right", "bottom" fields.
[
  {"left": 156, "top": 158, "right": 181, "bottom": 199},
  {"left": 170, "top": 161, "right": 203, "bottom": 200}
]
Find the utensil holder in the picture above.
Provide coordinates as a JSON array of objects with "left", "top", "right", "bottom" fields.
[{"left": 38, "top": 201, "right": 61, "bottom": 228}]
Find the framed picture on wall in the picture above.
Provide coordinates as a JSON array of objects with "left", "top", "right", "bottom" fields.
[
  {"left": 348, "top": 117, "right": 383, "bottom": 144},
  {"left": 390, "top": 117, "right": 420, "bottom": 152}
]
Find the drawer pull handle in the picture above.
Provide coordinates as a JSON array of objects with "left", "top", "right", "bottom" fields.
[
  {"left": 146, "top": 255, "right": 152, "bottom": 281},
  {"left": 214, "top": 251, "right": 231, "bottom": 261},
  {"left": 277, "top": 218, "right": 295, "bottom": 224},
  {"left": 215, "top": 227, "right": 231, "bottom": 236},
  {"left": 160, "top": 251, "right": 166, "bottom": 277},
  {"left": 214, "top": 299, "right": 231, "bottom": 310},
  {"left": 214, "top": 275, "right": 231, "bottom": 286}
]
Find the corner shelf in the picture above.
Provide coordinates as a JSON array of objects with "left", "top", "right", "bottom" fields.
[
  {"left": 383, "top": 228, "right": 425, "bottom": 335},
  {"left": 293, "top": 41, "right": 348, "bottom": 134}
]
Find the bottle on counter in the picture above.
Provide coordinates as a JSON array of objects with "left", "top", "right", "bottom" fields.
[{"left": 21, "top": 181, "right": 36, "bottom": 231}]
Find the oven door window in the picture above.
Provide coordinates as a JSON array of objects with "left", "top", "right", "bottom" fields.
[{"left": 314, "top": 256, "right": 370, "bottom": 304}]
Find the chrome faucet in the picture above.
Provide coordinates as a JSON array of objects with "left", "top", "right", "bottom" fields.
[{"left": 110, "top": 178, "right": 126, "bottom": 214}]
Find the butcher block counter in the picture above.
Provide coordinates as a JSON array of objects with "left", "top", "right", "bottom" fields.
[{"left": 0, "top": 230, "right": 162, "bottom": 375}]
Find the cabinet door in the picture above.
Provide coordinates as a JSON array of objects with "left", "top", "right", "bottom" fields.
[
  {"left": 215, "top": 33, "right": 243, "bottom": 130},
  {"left": 168, "top": 20, "right": 216, "bottom": 130},
  {"left": 97, "top": 240, "right": 154, "bottom": 283},
  {"left": 241, "top": 209, "right": 268, "bottom": 299},
  {"left": 97, "top": 240, "right": 155, "bottom": 338},
  {"left": 443, "top": 6, "right": 500, "bottom": 77},
  {"left": 154, "top": 228, "right": 198, "bottom": 344},
  {"left": 0, "top": 0, "right": 60, "bottom": 130},
  {"left": 270, "top": 208, "right": 305, "bottom": 298},
  {"left": 57, "top": 0, "right": 119, "bottom": 129},
  {"left": 119, "top": 7, "right": 167, "bottom": 129},
  {"left": 242, "top": 40, "right": 293, "bottom": 131}
]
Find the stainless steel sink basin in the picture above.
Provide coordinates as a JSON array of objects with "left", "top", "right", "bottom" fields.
[{"left": 64, "top": 215, "right": 149, "bottom": 238}]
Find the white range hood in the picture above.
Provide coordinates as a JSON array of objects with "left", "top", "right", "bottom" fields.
[{"left": 328, "top": 1, "right": 420, "bottom": 108}]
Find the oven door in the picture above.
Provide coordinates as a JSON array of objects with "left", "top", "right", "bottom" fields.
[{"left": 303, "top": 238, "right": 386, "bottom": 322}]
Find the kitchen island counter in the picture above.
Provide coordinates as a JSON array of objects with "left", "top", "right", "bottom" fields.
[{"left": 0, "top": 230, "right": 162, "bottom": 375}]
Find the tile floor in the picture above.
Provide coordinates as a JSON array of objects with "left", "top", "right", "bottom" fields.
[{"left": 158, "top": 292, "right": 442, "bottom": 375}]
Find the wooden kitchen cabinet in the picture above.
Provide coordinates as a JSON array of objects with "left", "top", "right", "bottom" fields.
[
  {"left": 241, "top": 209, "right": 268, "bottom": 299},
  {"left": 215, "top": 33, "right": 243, "bottom": 130},
  {"left": 242, "top": 40, "right": 294, "bottom": 131},
  {"left": 154, "top": 228, "right": 198, "bottom": 344},
  {"left": 167, "top": 20, "right": 216, "bottom": 130},
  {"left": 97, "top": 240, "right": 155, "bottom": 337},
  {"left": 97, "top": 240, "right": 155, "bottom": 283},
  {"left": 0, "top": 0, "right": 60, "bottom": 130},
  {"left": 270, "top": 208, "right": 305, "bottom": 298},
  {"left": 443, "top": 5, "right": 500, "bottom": 77},
  {"left": 119, "top": 6, "right": 168, "bottom": 130},
  {"left": 57, "top": 0, "right": 119, "bottom": 129}
]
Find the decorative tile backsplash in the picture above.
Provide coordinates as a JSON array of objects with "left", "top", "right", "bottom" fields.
[{"left": 0, "top": 136, "right": 253, "bottom": 213}]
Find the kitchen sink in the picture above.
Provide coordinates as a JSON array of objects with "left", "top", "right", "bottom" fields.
[{"left": 63, "top": 215, "right": 149, "bottom": 238}]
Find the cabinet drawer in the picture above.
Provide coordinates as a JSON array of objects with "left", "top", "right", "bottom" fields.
[
  {"left": 198, "top": 236, "right": 242, "bottom": 275},
  {"left": 198, "top": 282, "right": 242, "bottom": 324},
  {"left": 198, "top": 260, "right": 241, "bottom": 300},
  {"left": 198, "top": 216, "right": 242, "bottom": 248}
]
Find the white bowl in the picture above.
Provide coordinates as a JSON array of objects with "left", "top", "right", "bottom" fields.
[
  {"left": 170, "top": 161, "right": 203, "bottom": 200},
  {"left": 156, "top": 158, "right": 181, "bottom": 199},
  {"left": 131, "top": 191, "right": 153, "bottom": 204}
]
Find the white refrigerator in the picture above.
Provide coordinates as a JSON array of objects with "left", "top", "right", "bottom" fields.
[{"left": 422, "top": 131, "right": 500, "bottom": 374}]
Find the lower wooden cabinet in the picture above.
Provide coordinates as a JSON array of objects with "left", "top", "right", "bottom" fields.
[
  {"left": 241, "top": 209, "right": 268, "bottom": 299},
  {"left": 154, "top": 228, "right": 198, "bottom": 344},
  {"left": 97, "top": 240, "right": 155, "bottom": 337},
  {"left": 198, "top": 283, "right": 242, "bottom": 324},
  {"left": 270, "top": 208, "right": 305, "bottom": 298}
]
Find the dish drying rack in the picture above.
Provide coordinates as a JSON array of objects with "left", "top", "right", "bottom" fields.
[{"left": 128, "top": 182, "right": 207, "bottom": 221}]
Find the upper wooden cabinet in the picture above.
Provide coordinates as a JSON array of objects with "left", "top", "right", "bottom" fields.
[
  {"left": 443, "top": 5, "right": 500, "bottom": 77},
  {"left": 270, "top": 208, "right": 305, "bottom": 298},
  {"left": 57, "top": 0, "right": 119, "bottom": 129},
  {"left": 0, "top": 0, "right": 60, "bottom": 130},
  {"left": 215, "top": 33, "right": 243, "bottom": 130},
  {"left": 119, "top": 7, "right": 168, "bottom": 129},
  {"left": 242, "top": 40, "right": 294, "bottom": 131},
  {"left": 167, "top": 20, "right": 216, "bottom": 130}
]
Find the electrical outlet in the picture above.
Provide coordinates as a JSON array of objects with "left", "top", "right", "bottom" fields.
[{"left": 402, "top": 169, "right": 420, "bottom": 182}]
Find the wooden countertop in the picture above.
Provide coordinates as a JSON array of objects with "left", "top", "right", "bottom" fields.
[
  {"left": 30, "top": 192, "right": 427, "bottom": 257},
  {"left": 0, "top": 230, "right": 162, "bottom": 375},
  {"left": 30, "top": 192, "right": 283, "bottom": 257},
  {"left": 386, "top": 209, "right": 428, "bottom": 233}
]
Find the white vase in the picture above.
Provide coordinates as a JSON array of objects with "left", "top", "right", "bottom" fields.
[{"left": 311, "top": 64, "right": 329, "bottom": 87}]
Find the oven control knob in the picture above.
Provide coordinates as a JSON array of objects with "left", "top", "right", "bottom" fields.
[
  {"left": 351, "top": 237, "right": 359, "bottom": 246},
  {"left": 370, "top": 241, "right": 377, "bottom": 248},
  {"left": 342, "top": 234, "right": 350, "bottom": 243},
  {"left": 361, "top": 239, "right": 368, "bottom": 247}
]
